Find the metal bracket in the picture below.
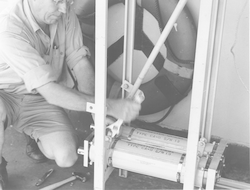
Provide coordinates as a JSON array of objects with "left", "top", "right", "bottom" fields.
[
  {"left": 205, "top": 139, "right": 227, "bottom": 190},
  {"left": 121, "top": 80, "right": 145, "bottom": 102},
  {"left": 77, "top": 131, "right": 95, "bottom": 167},
  {"left": 86, "top": 102, "right": 96, "bottom": 114},
  {"left": 86, "top": 102, "right": 97, "bottom": 130},
  {"left": 197, "top": 137, "right": 208, "bottom": 157},
  {"left": 121, "top": 80, "right": 134, "bottom": 93},
  {"left": 119, "top": 169, "right": 128, "bottom": 178}
]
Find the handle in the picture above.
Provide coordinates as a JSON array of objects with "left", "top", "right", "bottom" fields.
[{"left": 39, "top": 176, "right": 76, "bottom": 190}]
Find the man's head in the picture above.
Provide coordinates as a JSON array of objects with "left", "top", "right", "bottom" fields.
[{"left": 28, "top": 0, "right": 73, "bottom": 26}]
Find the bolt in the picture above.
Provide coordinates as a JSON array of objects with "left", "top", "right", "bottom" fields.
[
  {"left": 108, "top": 157, "right": 112, "bottom": 166},
  {"left": 113, "top": 126, "right": 118, "bottom": 131},
  {"left": 199, "top": 141, "right": 205, "bottom": 147},
  {"left": 124, "top": 84, "right": 129, "bottom": 89}
]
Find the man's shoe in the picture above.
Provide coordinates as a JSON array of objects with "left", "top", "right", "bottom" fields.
[
  {"left": 24, "top": 133, "right": 47, "bottom": 163},
  {"left": 0, "top": 157, "right": 8, "bottom": 189}
]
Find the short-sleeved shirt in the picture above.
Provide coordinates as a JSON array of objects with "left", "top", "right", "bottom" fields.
[{"left": 0, "top": 0, "right": 90, "bottom": 94}]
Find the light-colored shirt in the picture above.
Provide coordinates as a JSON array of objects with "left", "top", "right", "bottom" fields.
[{"left": 0, "top": 0, "right": 90, "bottom": 94}]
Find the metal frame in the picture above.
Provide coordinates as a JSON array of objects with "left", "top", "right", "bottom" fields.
[
  {"left": 203, "top": 0, "right": 227, "bottom": 141},
  {"left": 183, "top": 0, "right": 216, "bottom": 187},
  {"left": 93, "top": 1, "right": 188, "bottom": 189},
  {"left": 92, "top": 0, "right": 249, "bottom": 190},
  {"left": 184, "top": 0, "right": 228, "bottom": 189}
]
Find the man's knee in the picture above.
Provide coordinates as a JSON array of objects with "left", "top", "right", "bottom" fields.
[
  {"left": 54, "top": 148, "right": 78, "bottom": 167},
  {"left": 38, "top": 131, "right": 78, "bottom": 167}
]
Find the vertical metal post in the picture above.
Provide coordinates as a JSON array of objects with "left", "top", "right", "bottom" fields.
[
  {"left": 183, "top": 0, "right": 215, "bottom": 189},
  {"left": 203, "top": 0, "right": 227, "bottom": 141},
  {"left": 200, "top": 0, "right": 219, "bottom": 138},
  {"left": 94, "top": 1, "right": 108, "bottom": 190},
  {"left": 122, "top": 0, "right": 136, "bottom": 98}
]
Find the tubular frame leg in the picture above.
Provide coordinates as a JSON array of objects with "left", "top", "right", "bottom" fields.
[
  {"left": 94, "top": 0, "right": 108, "bottom": 189},
  {"left": 183, "top": 0, "right": 216, "bottom": 189},
  {"left": 203, "top": 0, "right": 227, "bottom": 141},
  {"left": 122, "top": 0, "right": 136, "bottom": 98}
]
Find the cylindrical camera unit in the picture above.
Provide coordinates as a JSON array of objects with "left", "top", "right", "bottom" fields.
[
  {"left": 89, "top": 139, "right": 222, "bottom": 188},
  {"left": 120, "top": 126, "right": 215, "bottom": 155}
]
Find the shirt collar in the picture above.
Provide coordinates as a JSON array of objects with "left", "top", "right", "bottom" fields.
[
  {"left": 23, "top": 0, "right": 58, "bottom": 34},
  {"left": 23, "top": 0, "right": 40, "bottom": 32}
]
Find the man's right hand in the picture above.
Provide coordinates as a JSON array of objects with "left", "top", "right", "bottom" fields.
[{"left": 106, "top": 98, "right": 141, "bottom": 123}]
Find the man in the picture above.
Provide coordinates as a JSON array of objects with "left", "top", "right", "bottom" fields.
[{"left": 0, "top": 0, "right": 141, "bottom": 188}]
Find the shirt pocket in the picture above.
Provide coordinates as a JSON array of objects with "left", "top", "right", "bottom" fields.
[{"left": 43, "top": 48, "right": 63, "bottom": 81}]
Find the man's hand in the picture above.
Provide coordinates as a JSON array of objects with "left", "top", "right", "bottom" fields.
[{"left": 107, "top": 98, "right": 141, "bottom": 123}]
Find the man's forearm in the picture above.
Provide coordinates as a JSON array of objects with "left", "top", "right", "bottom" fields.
[
  {"left": 37, "top": 82, "right": 94, "bottom": 112},
  {"left": 37, "top": 82, "right": 140, "bottom": 122},
  {"left": 37, "top": 82, "right": 117, "bottom": 118}
]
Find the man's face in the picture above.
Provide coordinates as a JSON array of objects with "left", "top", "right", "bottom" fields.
[{"left": 33, "top": 0, "right": 71, "bottom": 25}]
